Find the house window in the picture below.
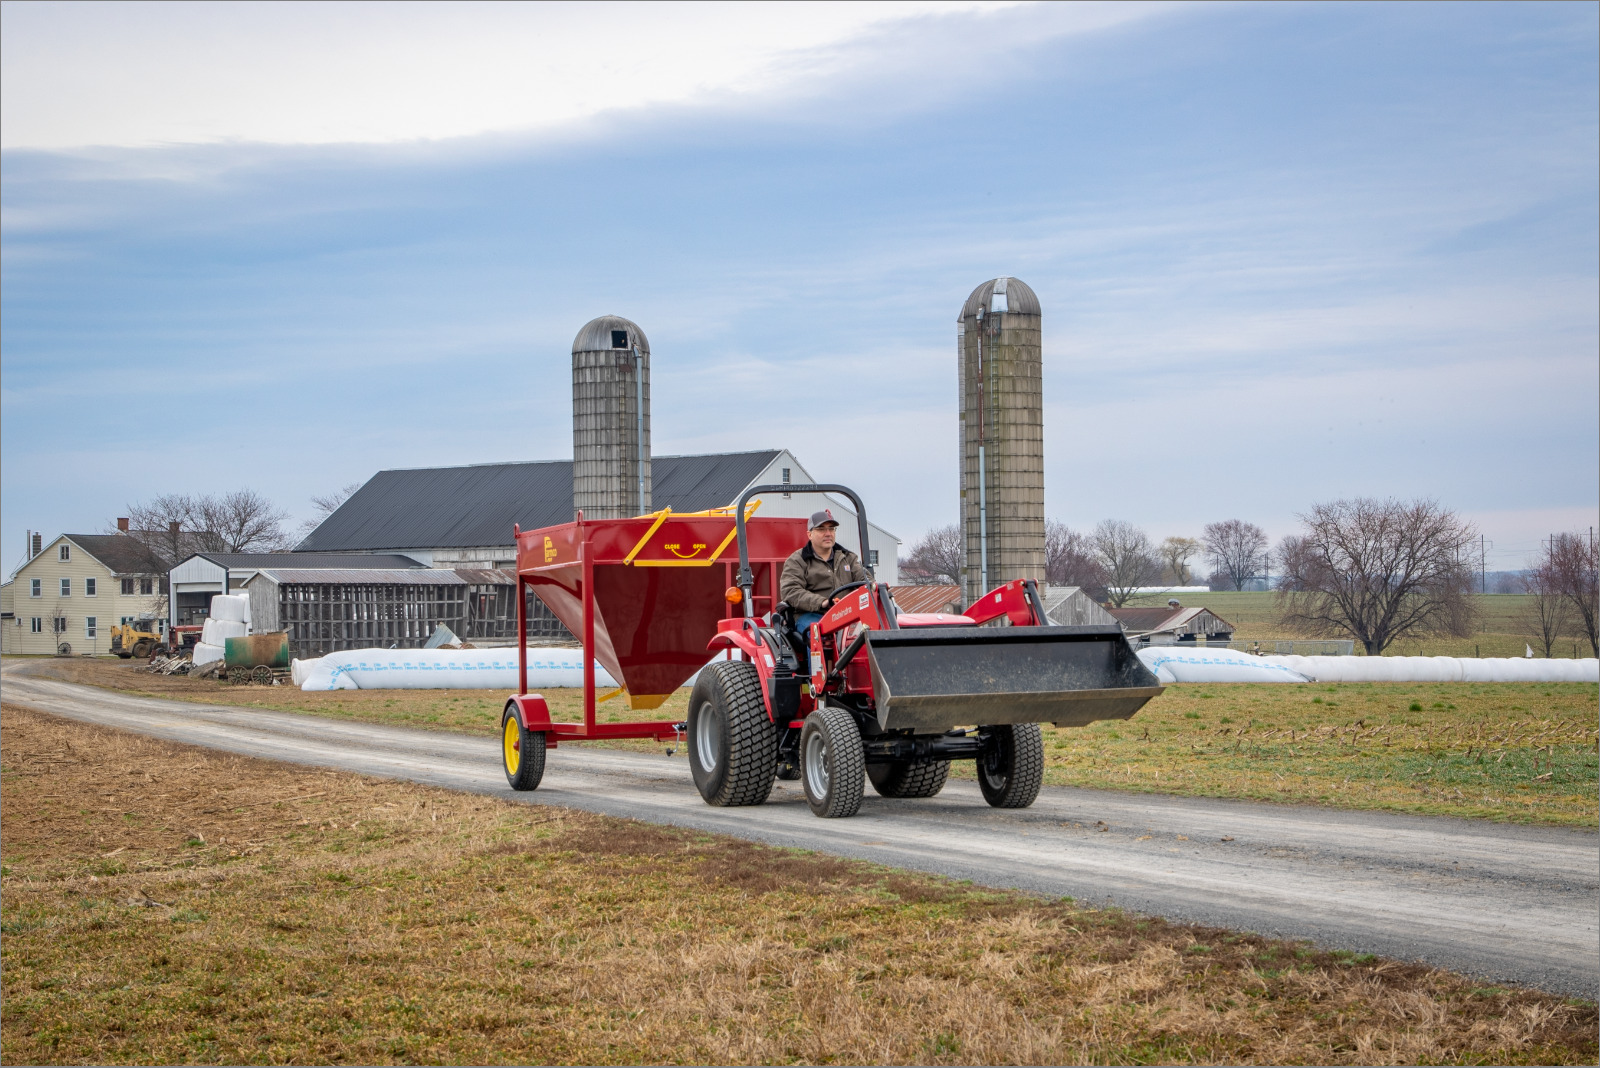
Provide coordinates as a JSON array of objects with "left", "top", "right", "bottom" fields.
[
  {"left": 59, "top": 544, "right": 70, "bottom": 561},
  {"left": 85, "top": 617, "right": 97, "bottom": 638},
  {"left": 60, "top": 578, "right": 71, "bottom": 597},
  {"left": 782, "top": 467, "right": 792, "bottom": 498},
  {"left": 31, "top": 617, "right": 42, "bottom": 633},
  {"left": 140, "top": 578, "right": 153, "bottom": 595},
  {"left": 86, "top": 578, "right": 97, "bottom": 597},
  {"left": 54, "top": 616, "right": 68, "bottom": 633},
  {"left": 869, "top": 550, "right": 879, "bottom": 567},
  {"left": 30, "top": 579, "right": 40, "bottom": 597},
  {"left": 122, "top": 578, "right": 135, "bottom": 594}
]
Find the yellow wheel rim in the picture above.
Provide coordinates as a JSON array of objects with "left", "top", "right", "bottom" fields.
[{"left": 503, "top": 716, "right": 520, "bottom": 776}]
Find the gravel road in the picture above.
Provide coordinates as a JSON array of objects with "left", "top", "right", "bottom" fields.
[{"left": 5, "top": 662, "right": 1596, "bottom": 998}]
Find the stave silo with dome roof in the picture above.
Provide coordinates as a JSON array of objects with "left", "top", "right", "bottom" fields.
[
  {"left": 572, "top": 315, "right": 651, "bottom": 520},
  {"left": 957, "top": 277, "right": 1045, "bottom": 605}
]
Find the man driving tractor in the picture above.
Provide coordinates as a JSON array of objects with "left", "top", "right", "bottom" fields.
[{"left": 780, "top": 508, "right": 871, "bottom": 640}]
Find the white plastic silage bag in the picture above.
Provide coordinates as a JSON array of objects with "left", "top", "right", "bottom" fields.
[{"left": 1136, "top": 646, "right": 1310, "bottom": 684}]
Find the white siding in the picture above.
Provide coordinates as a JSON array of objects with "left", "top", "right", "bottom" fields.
[
  {"left": 1, "top": 537, "right": 164, "bottom": 655},
  {"left": 741, "top": 451, "right": 901, "bottom": 583}
]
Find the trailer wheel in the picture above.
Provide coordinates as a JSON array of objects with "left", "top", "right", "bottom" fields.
[
  {"left": 977, "top": 723, "right": 1044, "bottom": 809},
  {"left": 502, "top": 705, "right": 546, "bottom": 791},
  {"left": 801, "top": 706, "right": 865, "bottom": 818},
  {"left": 688, "top": 661, "right": 777, "bottom": 807},
  {"left": 868, "top": 759, "right": 949, "bottom": 798}
]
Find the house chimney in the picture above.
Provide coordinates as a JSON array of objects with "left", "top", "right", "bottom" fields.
[
  {"left": 169, "top": 521, "right": 180, "bottom": 535},
  {"left": 30, "top": 531, "right": 42, "bottom": 558},
  {"left": 117, "top": 517, "right": 130, "bottom": 533}
]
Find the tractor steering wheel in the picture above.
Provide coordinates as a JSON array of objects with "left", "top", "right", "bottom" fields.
[{"left": 828, "top": 580, "right": 868, "bottom": 606}]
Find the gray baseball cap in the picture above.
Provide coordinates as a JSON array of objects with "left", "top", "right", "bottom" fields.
[{"left": 808, "top": 509, "right": 839, "bottom": 529}]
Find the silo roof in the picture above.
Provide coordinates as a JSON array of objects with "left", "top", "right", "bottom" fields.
[
  {"left": 573, "top": 315, "right": 650, "bottom": 354},
  {"left": 958, "top": 276, "right": 1040, "bottom": 320}
]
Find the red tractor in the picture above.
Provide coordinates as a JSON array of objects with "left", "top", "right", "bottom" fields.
[{"left": 500, "top": 484, "right": 1162, "bottom": 818}]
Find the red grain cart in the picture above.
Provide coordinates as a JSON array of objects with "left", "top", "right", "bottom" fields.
[{"left": 501, "top": 485, "right": 1162, "bottom": 817}]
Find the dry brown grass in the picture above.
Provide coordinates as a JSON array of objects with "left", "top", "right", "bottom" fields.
[{"left": 3, "top": 704, "right": 1593, "bottom": 1065}]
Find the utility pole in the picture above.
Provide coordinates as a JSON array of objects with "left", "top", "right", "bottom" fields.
[
  {"left": 975, "top": 306, "right": 988, "bottom": 595},
  {"left": 1480, "top": 533, "right": 1485, "bottom": 594}
]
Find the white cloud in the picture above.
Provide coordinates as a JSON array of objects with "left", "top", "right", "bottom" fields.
[{"left": 0, "top": 0, "right": 1167, "bottom": 150}]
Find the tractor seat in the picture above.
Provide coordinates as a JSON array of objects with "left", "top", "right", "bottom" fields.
[{"left": 772, "top": 601, "right": 809, "bottom": 666}]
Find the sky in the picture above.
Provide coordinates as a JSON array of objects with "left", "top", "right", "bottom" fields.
[{"left": 2, "top": 0, "right": 1596, "bottom": 576}]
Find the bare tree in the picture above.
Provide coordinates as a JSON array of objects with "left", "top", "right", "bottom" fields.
[
  {"left": 120, "top": 494, "right": 222, "bottom": 561},
  {"left": 1276, "top": 497, "right": 1478, "bottom": 656},
  {"left": 1517, "top": 566, "right": 1571, "bottom": 658},
  {"left": 1047, "top": 520, "right": 1108, "bottom": 596},
  {"left": 1202, "top": 520, "right": 1269, "bottom": 591},
  {"left": 298, "top": 481, "right": 365, "bottom": 539},
  {"left": 1092, "top": 520, "right": 1161, "bottom": 607},
  {"left": 1544, "top": 532, "right": 1598, "bottom": 655},
  {"left": 120, "top": 489, "right": 290, "bottom": 558},
  {"left": 49, "top": 605, "right": 70, "bottom": 654},
  {"left": 900, "top": 524, "right": 963, "bottom": 586},
  {"left": 1159, "top": 536, "right": 1201, "bottom": 585}
]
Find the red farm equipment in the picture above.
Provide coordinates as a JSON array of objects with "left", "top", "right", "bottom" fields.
[{"left": 501, "top": 484, "right": 1163, "bottom": 818}]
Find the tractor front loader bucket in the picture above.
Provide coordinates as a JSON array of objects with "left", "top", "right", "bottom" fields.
[{"left": 862, "top": 624, "right": 1162, "bottom": 733}]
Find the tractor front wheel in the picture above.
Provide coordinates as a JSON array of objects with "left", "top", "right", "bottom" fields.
[
  {"left": 801, "top": 705, "right": 865, "bottom": 818},
  {"left": 688, "top": 661, "right": 777, "bottom": 806},
  {"left": 977, "top": 723, "right": 1044, "bottom": 808},
  {"left": 502, "top": 705, "right": 546, "bottom": 791},
  {"left": 868, "top": 759, "right": 949, "bottom": 798}
]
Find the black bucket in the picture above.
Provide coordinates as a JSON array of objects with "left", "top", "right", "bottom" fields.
[{"left": 862, "top": 624, "right": 1162, "bottom": 732}]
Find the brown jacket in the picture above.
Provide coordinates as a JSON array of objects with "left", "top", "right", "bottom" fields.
[{"left": 780, "top": 542, "right": 870, "bottom": 613}]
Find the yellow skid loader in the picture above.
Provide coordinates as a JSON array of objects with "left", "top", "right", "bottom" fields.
[{"left": 110, "top": 619, "right": 165, "bottom": 659}]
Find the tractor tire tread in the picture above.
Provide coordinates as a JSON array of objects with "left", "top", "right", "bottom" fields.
[
  {"left": 805, "top": 705, "right": 865, "bottom": 818},
  {"left": 979, "top": 723, "right": 1045, "bottom": 809},
  {"left": 701, "top": 661, "right": 778, "bottom": 807},
  {"left": 868, "top": 759, "right": 949, "bottom": 798}
]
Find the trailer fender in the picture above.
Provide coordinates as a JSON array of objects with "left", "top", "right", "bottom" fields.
[{"left": 507, "top": 694, "right": 557, "bottom": 745}]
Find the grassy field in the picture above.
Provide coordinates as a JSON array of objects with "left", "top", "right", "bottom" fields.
[
  {"left": 1121, "top": 591, "right": 1595, "bottom": 659},
  {"left": 16, "top": 658, "right": 1598, "bottom": 827},
  {"left": 3, "top": 704, "right": 1592, "bottom": 1066}
]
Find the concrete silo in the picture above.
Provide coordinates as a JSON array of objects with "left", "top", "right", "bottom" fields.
[
  {"left": 957, "top": 277, "right": 1045, "bottom": 605},
  {"left": 572, "top": 315, "right": 651, "bottom": 520}
]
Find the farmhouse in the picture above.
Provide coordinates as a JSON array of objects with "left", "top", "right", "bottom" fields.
[{"left": 1, "top": 534, "right": 170, "bottom": 655}]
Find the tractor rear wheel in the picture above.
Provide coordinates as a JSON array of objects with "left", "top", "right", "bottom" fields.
[
  {"left": 977, "top": 723, "right": 1044, "bottom": 808},
  {"left": 801, "top": 705, "right": 865, "bottom": 818},
  {"left": 501, "top": 705, "right": 546, "bottom": 791},
  {"left": 868, "top": 759, "right": 949, "bottom": 798},
  {"left": 688, "top": 661, "right": 777, "bottom": 806}
]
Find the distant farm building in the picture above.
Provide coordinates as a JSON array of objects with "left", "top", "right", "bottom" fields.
[
  {"left": 1106, "top": 601, "right": 1235, "bottom": 644},
  {"left": 294, "top": 449, "right": 899, "bottom": 580}
]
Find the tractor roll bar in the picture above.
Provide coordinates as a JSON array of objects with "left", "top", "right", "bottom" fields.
[{"left": 735, "top": 483, "right": 872, "bottom": 618}]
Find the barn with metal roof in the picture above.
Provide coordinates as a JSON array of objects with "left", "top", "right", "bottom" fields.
[{"left": 294, "top": 448, "right": 901, "bottom": 580}]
